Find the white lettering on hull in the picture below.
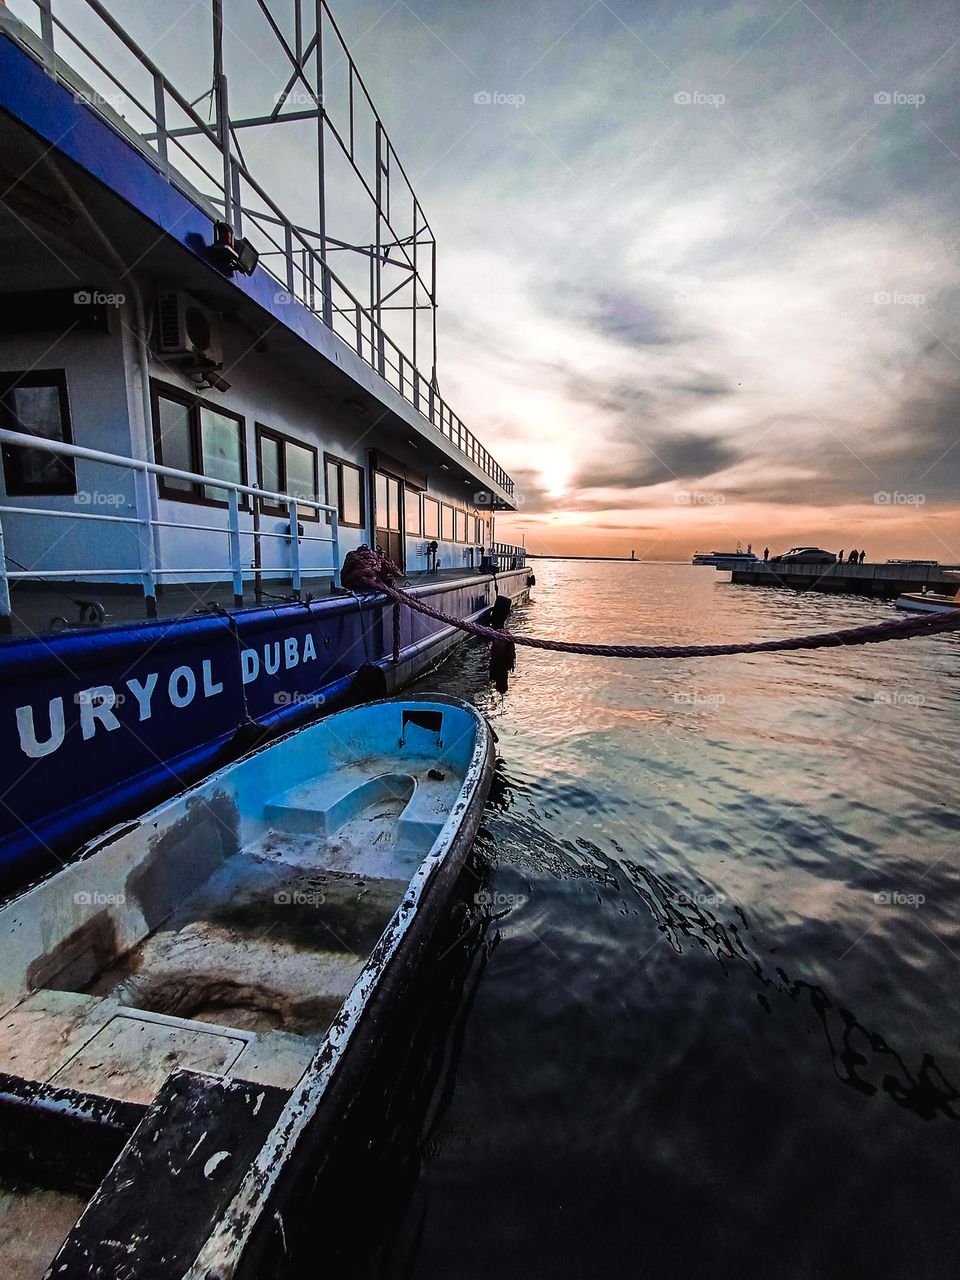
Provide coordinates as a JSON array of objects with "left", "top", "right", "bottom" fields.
[
  {"left": 14, "top": 630, "right": 325, "bottom": 760},
  {"left": 16, "top": 699, "right": 66, "bottom": 759}
]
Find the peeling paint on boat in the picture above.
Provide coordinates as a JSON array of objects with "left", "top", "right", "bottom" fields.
[{"left": 185, "top": 697, "right": 493, "bottom": 1278}]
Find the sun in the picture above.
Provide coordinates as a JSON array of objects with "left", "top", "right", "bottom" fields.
[{"left": 538, "top": 451, "right": 573, "bottom": 497}]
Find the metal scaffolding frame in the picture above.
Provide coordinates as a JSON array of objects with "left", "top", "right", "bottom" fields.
[{"left": 4, "top": 0, "right": 514, "bottom": 499}]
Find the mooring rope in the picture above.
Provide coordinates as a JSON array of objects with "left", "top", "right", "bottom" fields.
[
  {"left": 339, "top": 547, "right": 960, "bottom": 690},
  {"left": 380, "top": 579, "right": 960, "bottom": 658}
]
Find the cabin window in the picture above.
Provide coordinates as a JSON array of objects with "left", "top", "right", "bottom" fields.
[
  {"left": 423, "top": 496, "right": 440, "bottom": 539},
  {"left": 404, "top": 487, "right": 422, "bottom": 536},
  {"left": 441, "top": 503, "right": 454, "bottom": 542},
  {"left": 324, "top": 454, "right": 365, "bottom": 528},
  {"left": 374, "top": 471, "right": 401, "bottom": 533},
  {"left": 256, "top": 426, "right": 319, "bottom": 520},
  {"left": 201, "top": 406, "right": 245, "bottom": 503},
  {"left": 456, "top": 509, "right": 468, "bottom": 543},
  {"left": 0, "top": 370, "right": 76, "bottom": 496},
  {"left": 151, "top": 382, "right": 246, "bottom": 508}
]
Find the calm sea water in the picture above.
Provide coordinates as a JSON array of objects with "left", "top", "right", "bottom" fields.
[{"left": 390, "top": 561, "right": 960, "bottom": 1279}]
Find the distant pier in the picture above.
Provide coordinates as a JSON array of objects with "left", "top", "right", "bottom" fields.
[
  {"left": 526, "top": 554, "right": 640, "bottom": 563},
  {"left": 717, "top": 560, "right": 960, "bottom": 598}
]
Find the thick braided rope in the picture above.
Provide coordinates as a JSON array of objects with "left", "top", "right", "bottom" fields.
[{"left": 377, "top": 581, "right": 960, "bottom": 659}]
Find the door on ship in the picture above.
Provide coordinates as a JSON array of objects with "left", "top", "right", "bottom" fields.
[{"left": 373, "top": 469, "right": 404, "bottom": 569}]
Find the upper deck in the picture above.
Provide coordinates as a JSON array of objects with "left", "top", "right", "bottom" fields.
[{"left": 0, "top": 0, "right": 515, "bottom": 508}]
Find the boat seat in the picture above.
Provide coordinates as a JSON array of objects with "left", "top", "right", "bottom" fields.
[
  {"left": 265, "top": 768, "right": 449, "bottom": 852},
  {"left": 262, "top": 760, "right": 456, "bottom": 881},
  {"left": 394, "top": 779, "right": 448, "bottom": 850},
  {"left": 264, "top": 771, "right": 416, "bottom": 838}
]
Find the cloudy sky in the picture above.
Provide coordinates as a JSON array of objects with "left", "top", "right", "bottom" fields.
[{"left": 76, "top": 1, "right": 960, "bottom": 559}]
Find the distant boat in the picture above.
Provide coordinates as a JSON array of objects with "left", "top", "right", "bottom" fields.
[
  {"left": 895, "top": 591, "right": 960, "bottom": 614},
  {"left": 0, "top": 696, "right": 493, "bottom": 1278},
  {"left": 692, "top": 550, "right": 760, "bottom": 567}
]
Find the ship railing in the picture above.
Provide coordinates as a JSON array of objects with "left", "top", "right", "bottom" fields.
[
  {"left": 3, "top": 0, "right": 515, "bottom": 504},
  {"left": 0, "top": 429, "right": 340, "bottom": 632},
  {"left": 492, "top": 543, "right": 527, "bottom": 572}
]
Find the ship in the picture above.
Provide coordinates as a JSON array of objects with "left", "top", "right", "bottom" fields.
[
  {"left": 691, "top": 547, "right": 759, "bottom": 567},
  {"left": 0, "top": 0, "right": 532, "bottom": 890}
]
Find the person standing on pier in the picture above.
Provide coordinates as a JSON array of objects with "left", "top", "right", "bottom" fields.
[
  {"left": 763, "top": 547, "right": 769, "bottom": 561},
  {"left": 859, "top": 549, "right": 866, "bottom": 564},
  {"left": 838, "top": 549, "right": 844, "bottom": 564},
  {"left": 848, "top": 549, "right": 859, "bottom": 562}
]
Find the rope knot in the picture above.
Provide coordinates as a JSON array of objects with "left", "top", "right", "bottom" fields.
[{"left": 341, "top": 545, "right": 402, "bottom": 592}]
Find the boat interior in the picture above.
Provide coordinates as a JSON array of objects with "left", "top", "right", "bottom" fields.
[
  {"left": 0, "top": 700, "right": 480, "bottom": 1274},
  {"left": 0, "top": 705, "right": 474, "bottom": 1102}
]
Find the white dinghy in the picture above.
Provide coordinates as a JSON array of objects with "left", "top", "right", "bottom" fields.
[
  {"left": 894, "top": 591, "right": 960, "bottom": 614},
  {"left": 0, "top": 696, "right": 493, "bottom": 1279}
]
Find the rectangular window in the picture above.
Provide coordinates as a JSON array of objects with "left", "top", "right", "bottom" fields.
[
  {"left": 404, "top": 486, "right": 421, "bottom": 536},
  {"left": 423, "top": 496, "right": 440, "bottom": 539},
  {"left": 0, "top": 370, "right": 75, "bottom": 495},
  {"left": 256, "top": 425, "right": 319, "bottom": 520},
  {"left": 385, "top": 475, "right": 401, "bottom": 532},
  {"left": 456, "top": 510, "right": 468, "bottom": 543},
  {"left": 151, "top": 382, "right": 246, "bottom": 507},
  {"left": 441, "top": 503, "right": 454, "bottom": 542},
  {"left": 202, "top": 406, "right": 245, "bottom": 504},
  {"left": 373, "top": 471, "right": 402, "bottom": 532},
  {"left": 324, "top": 453, "right": 365, "bottom": 527}
]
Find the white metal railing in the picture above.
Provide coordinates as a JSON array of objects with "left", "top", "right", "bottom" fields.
[
  {"left": 493, "top": 542, "right": 527, "bottom": 571},
  {"left": 0, "top": 428, "right": 340, "bottom": 626},
  {"left": 2, "top": 0, "right": 516, "bottom": 502}
]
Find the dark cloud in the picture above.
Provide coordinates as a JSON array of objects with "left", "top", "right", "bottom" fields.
[
  {"left": 576, "top": 432, "right": 739, "bottom": 491},
  {"left": 581, "top": 289, "right": 677, "bottom": 348}
]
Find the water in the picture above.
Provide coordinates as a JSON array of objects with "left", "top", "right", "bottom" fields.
[{"left": 386, "top": 561, "right": 960, "bottom": 1279}]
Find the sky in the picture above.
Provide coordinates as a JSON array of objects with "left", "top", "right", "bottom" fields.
[{"left": 54, "top": 0, "right": 960, "bottom": 561}]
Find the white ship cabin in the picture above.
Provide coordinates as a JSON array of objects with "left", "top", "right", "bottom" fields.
[{"left": 0, "top": 0, "right": 520, "bottom": 635}]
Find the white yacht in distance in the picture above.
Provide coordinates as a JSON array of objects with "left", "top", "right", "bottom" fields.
[{"left": 692, "top": 547, "right": 760, "bottom": 567}]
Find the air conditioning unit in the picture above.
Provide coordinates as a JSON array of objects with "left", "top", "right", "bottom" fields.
[{"left": 156, "top": 290, "right": 223, "bottom": 366}]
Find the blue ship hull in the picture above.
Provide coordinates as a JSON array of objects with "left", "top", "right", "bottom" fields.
[{"left": 0, "top": 571, "right": 529, "bottom": 889}]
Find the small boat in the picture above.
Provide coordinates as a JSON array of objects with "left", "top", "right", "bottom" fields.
[
  {"left": 0, "top": 696, "right": 494, "bottom": 1279},
  {"left": 894, "top": 591, "right": 960, "bottom": 614},
  {"left": 692, "top": 549, "right": 760, "bottom": 567}
]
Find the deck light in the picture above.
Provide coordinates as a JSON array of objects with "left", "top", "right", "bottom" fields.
[{"left": 211, "top": 221, "right": 259, "bottom": 276}]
